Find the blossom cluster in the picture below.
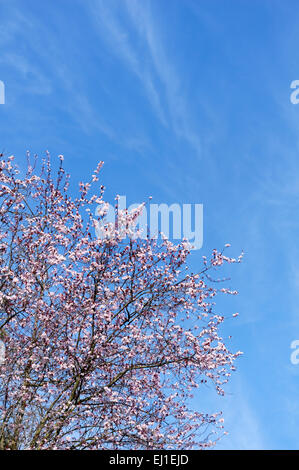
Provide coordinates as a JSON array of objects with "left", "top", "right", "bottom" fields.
[{"left": 0, "top": 154, "right": 242, "bottom": 450}]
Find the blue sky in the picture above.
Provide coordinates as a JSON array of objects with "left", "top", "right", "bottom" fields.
[{"left": 1, "top": 0, "right": 299, "bottom": 449}]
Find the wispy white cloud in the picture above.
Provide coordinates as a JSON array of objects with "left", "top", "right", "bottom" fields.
[
  {"left": 0, "top": 9, "right": 52, "bottom": 100},
  {"left": 88, "top": 0, "right": 167, "bottom": 127},
  {"left": 88, "top": 0, "right": 201, "bottom": 154},
  {"left": 0, "top": 3, "right": 118, "bottom": 141},
  {"left": 125, "top": 0, "right": 201, "bottom": 152},
  {"left": 0, "top": 52, "right": 52, "bottom": 97}
]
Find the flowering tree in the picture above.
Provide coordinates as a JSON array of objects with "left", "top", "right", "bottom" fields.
[{"left": 0, "top": 153, "right": 242, "bottom": 450}]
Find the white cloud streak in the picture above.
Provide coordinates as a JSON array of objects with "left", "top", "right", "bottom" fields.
[{"left": 89, "top": 0, "right": 201, "bottom": 154}]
